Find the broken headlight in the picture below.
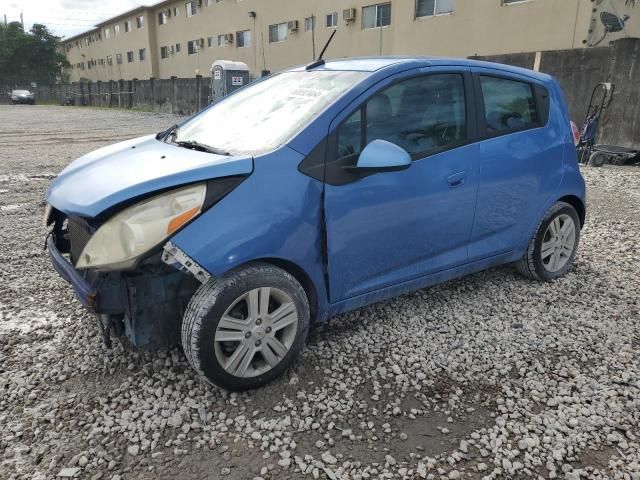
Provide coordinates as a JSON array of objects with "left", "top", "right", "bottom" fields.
[{"left": 75, "top": 183, "right": 206, "bottom": 270}]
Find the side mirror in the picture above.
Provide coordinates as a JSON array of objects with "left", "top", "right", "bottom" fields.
[{"left": 356, "top": 139, "right": 411, "bottom": 171}]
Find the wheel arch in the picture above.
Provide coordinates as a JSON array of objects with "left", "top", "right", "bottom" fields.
[
  {"left": 557, "top": 194, "right": 585, "bottom": 228},
  {"left": 224, "top": 258, "right": 321, "bottom": 325}
]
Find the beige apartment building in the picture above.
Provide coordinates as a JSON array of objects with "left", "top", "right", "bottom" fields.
[{"left": 62, "top": 0, "right": 639, "bottom": 82}]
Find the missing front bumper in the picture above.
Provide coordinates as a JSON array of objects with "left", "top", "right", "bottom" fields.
[{"left": 46, "top": 235, "right": 200, "bottom": 348}]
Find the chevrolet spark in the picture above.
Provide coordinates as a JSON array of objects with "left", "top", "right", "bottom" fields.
[{"left": 45, "top": 57, "right": 586, "bottom": 390}]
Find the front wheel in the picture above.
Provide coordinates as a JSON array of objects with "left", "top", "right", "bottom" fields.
[
  {"left": 182, "top": 263, "right": 310, "bottom": 391},
  {"left": 516, "top": 202, "right": 581, "bottom": 281}
]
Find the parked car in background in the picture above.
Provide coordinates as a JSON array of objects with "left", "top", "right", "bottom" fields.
[
  {"left": 44, "top": 57, "right": 586, "bottom": 391},
  {"left": 10, "top": 89, "right": 35, "bottom": 105}
]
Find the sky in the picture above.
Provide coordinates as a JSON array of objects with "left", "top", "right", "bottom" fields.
[{"left": 1, "top": 0, "right": 143, "bottom": 39}]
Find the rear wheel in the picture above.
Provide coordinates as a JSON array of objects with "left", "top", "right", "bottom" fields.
[
  {"left": 182, "top": 263, "right": 310, "bottom": 391},
  {"left": 516, "top": 202, "right": 580, "bottom": 281}
]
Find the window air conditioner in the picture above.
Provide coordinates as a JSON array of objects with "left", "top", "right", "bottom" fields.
[{"left": 343, "top": 8, "right": 356, "bottom": 22}]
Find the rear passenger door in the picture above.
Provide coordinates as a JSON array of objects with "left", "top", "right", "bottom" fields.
[{"left": 468, "top": 68, "right": 564, "bottom": 261}]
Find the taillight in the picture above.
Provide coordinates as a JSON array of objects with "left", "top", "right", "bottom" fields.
[{"left": 570, "top": 121, "right": 580, "bottom": 146}]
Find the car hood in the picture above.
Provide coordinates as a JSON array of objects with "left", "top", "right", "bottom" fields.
[{"left": 47, "top": 134, "right": 253, "bottom": 218}]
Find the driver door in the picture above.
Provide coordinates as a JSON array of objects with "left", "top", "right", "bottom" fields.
[{"left": 323, "top": 68, "right": 480, "bottom": 303}]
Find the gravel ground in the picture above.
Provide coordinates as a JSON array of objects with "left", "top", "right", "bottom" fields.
[{"left": 1, "top": 105, "right": 639, "bottom": 480}]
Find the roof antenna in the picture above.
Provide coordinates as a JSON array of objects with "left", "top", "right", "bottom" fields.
[{"left": 306, "top": 30, "right": 336, "bottom": 70}]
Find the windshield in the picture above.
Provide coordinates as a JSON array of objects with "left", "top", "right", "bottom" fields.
[{"left": 173, "top": 70, "right": 368, "bottom": 156}]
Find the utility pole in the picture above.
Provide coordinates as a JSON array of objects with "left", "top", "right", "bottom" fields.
[
  {"left": 4, "top": 14, "right": 7, "bottom": 25},
  {"left": 20, "top": 10, "right": 23, "bottom": 28},
  {"left": 311, "top": 14, "right": 316, "bottom": 60}
]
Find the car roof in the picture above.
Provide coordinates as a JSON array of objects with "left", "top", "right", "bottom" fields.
[{"left": 291, "top": 56, "right": 552, "bottom": 83}]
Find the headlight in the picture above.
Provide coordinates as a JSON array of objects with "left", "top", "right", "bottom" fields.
[{"left": 76, "top": 183, "right": 206, "bottom": 269}]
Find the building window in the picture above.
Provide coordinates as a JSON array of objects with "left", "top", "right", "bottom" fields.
[
  {"left": 304, "top": 16, "right": 315, "bottom": 32},
  {"left": 139, "top": 48, "right": 146, "bottom": 61},
  {"left": 502, "top": 0, "right": 528, "bottom": 4},
  {"left": 136, "top": 15, "right": 144, "bottom": 28},
  {"left": 116, "top": 53, "right": 123, "bottom": 64},
  {"left": 236, "top": 29, "right": 251, "bottom": 47},
  {"left": 124, "top": 20, "right": 131, "bottom": 32},
  {"left": 415, "top": 0, "right": 454, "bottom": 17},
  {"left": 106, "top": 55, "right": 113, "bottom": 65},
  {"left": 188, "top": 40, "right": 200, "bottom": 55},
  {"left": 175, "top": 43, "right": 181, "bottom": 53},
  {"left": 127, "top": 51, "right": 134, "bottom": 63},
  {"left": 217, "top": 34, "right": 233, "bottom": 46},
  {"left": 362, "top": 3, "right": 391, "bottom": 29},
  {"left": 174, "top": 7, "right": 180, "bottom": 16},
  {"left": 269, "top": 23, "right": 288, "bottom": 42},
  {"left": 114, "top": 24, "right": 120, "bottom": 35},
  {"left": 158, "top": 11, "right": 167, "bottom": 25},
  {"left": 186, "top": 1, "right": 197, "bottom": 17},
  {"left": 104, "top": 27, "right": 110, "bottom": 39},
  {"left": 161, "top": 46, "right": 169, "bottom": 59},
  {"left": 207, "top": 36, "right": 214, "bottom": 47},
  {"left": 326, "top": 12, "right": 338, "bottom": 28}
]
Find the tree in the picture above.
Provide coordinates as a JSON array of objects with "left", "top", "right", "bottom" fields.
[{"left": 0, "top": 22, "right": 69, "bottom": 87}]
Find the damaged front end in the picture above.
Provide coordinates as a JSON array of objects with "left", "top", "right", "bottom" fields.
[{"left": 45, "top": 209, "right": 205, "bottom": 349}]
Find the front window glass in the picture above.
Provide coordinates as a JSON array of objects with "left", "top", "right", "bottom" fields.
[
  {"left": 337, "top": 74, "right": 467, "bottom": 161},
  {"left": 174, "top": 71, "right": 367, "bottom": 156}
]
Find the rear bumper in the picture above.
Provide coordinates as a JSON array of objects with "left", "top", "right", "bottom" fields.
[{"left": 46, "top": 235, "right": 97, "bottom": 308}]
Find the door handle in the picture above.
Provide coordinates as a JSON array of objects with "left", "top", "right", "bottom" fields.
[{"left": 447, "top": 171, "right": 467, "bottom": 187}]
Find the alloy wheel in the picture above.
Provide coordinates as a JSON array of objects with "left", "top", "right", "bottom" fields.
[
  {"left": 214, "top": 287, "right": 298, "bottom": 378},
  {"left": 540, "top": 214, "right": 576, "bottom": 273}
]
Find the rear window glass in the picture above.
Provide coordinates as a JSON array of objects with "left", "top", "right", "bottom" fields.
[{"left": 480, "top": 76, "right": 538, "bottom": 134}]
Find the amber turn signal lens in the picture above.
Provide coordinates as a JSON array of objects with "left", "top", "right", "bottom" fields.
[{"left": 167, "top": 207, "right": 200, "bottom": 234}]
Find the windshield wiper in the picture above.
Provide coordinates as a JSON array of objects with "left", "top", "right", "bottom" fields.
[
  {"left": 157, "top": 123, "right": 179, "bottom": 141},
  {"left": 175, "top": 140, "right": 231, "bottom": 156}
]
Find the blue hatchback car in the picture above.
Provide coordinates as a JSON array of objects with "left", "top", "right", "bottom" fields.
[{"left": 45, "top": 57, "right": 585, "bottom": 390}]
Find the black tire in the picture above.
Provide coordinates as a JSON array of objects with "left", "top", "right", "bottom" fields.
[
  {"left": 588, "top": 151, "right": 607, "bottom": 167},
  {"left": 182, "top": 263, "right": 310, "bottom": 391},
  {"left": 515, "top": 202, "right": 581, "bottom": 282}
]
